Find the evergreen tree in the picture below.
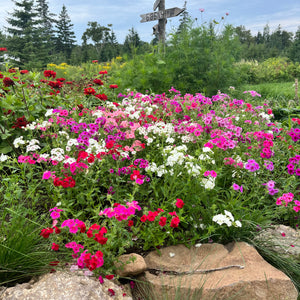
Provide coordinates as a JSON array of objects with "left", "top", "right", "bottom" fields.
[
  {"left": 6, "top": 0, "right": 40, "bottom": 67},
  {"left": 35, "top": 0, "right": 57, "bottom": 65},
  {"left": 103, "top": 27, "right": 120, "bottom": 60},
  {"left": 176, "top": 1, "right": 190, "bottom": 34},
  {"left": 263, "top": 24, "right": 270, "bottom": 45},
  {"left": 55, "top": 5, "right": 76, "bottom": 60},
  {"left": 123, "top": 27, "right": 142, "bottom": 56},
  {"left": 289, "top": 27, "right": 300, "bottom": 62}
]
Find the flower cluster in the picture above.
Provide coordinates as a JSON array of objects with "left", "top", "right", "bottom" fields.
[{"left": 212, "top": 210, "right": 242, "bottom": 227}]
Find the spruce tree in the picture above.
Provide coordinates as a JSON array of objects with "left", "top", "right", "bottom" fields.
[
  {"left": 35, "top": 0, "right": 57, "bottom": 63},
  {"left": 290, "top": 27, "right": 300, "bottom": 62},
  {"left": 6, "top": 0, "right": 40, "bottom": 67},
  {"left": 55, "top": 5, "right": 76, "bottom": 60},
  {"left": 123, "top": 27, "right": 141, "bottom": 56}
]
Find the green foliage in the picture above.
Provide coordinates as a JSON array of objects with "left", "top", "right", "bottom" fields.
[
  {"left": 234, "top": 57, "right": 300, "bottom": 85},
  {"left": 111, "top": 19, "right": 242, "bottom": 96},
  {"left": 81, "top": 21, "right": 121, "bottom": 62}
]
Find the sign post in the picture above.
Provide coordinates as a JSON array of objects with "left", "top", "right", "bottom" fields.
[
  {"left": 158, "top": 0, "right": 165, "bottom": 44},
  {"left": 140, "top": 0, "right": 184, "bottom": 43}
]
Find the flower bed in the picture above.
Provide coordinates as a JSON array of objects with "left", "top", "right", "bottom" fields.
[{"left": 1, "top": 67, "right": 300, "bottom": 283}]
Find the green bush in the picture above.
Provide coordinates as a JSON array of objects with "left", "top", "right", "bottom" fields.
[{"left": 110, "top": 19, "right": 242, "bottom": 96}]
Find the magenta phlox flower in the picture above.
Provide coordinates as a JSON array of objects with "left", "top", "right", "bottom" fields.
[
  {"left": 232, "top": 183, "right": 243, "bottom": 193},
  {"left": 69, "top": 162, "right": 88, "bottom": 174},
  {"left": 100, "top": 201, "right": 141, "bottom": 221},
  {"left": 65, "top": 241, "right": 84, "bottom": 254},
  {"left": 42, "top": 170, "right": 55, "bottom": 180},
  {"left": 61, "top": 219, "right": 83, "bottom": 233},
  {"left": 136, "top": 178, "right": 144, "bottom": 185},
  {"left": 49, "top": 207, "right": 64, "bottom": 219},
  {"left": 276, "top": 193, "right": 294, "bottom": 207}
]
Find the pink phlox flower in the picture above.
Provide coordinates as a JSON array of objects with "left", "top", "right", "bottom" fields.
[
  {"left": 126, "top": 201, "right": 142, "bottom": 211},
  {"left": 266, "top": 180, "right": 275, "bottom": 189}
]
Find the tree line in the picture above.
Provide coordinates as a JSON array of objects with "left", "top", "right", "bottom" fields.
[{"left": 0, "top": 0, "right": 299, "bottom": 69}]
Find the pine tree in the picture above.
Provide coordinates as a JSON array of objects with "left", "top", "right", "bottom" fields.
[
  {"left": 55, "top": 5, "right": 76, "bottom": 60},
  {"left": 6, "top": 0, "right": 40, "bottom": 67}
]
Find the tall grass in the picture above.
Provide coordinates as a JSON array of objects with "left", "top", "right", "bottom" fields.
[
  {"left": 0, "top": 207, "right": 61, "bottom": 286},
  {"left": 236, "top": 81, "right": 298, "bottom": 105}
]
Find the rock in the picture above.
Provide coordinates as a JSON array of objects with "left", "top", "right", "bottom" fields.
[
  {"left": 134, "top": 242, "right": 298, "bottom": 300},
  {"left": 256, "top": 224, "right": 300, "bottom": 260},
  {"left": 115, "top": 253, "right": 147, "bottom": 277},
  {"left": 0, "top": 270, "right": 133, "bottom": 300}
]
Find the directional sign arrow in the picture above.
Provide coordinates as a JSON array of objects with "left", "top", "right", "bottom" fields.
[
  {"left": 153, "top": 0, "right": 160, "bottom": 11},
  {"left": 140, "top": 7, "right": 185, "bottom": 23}
]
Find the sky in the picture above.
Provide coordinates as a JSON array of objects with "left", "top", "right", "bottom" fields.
[{"left": 0, "top": 0, "right": 299, "bottom": 44}]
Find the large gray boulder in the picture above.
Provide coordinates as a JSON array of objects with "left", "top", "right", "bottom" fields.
[
  {"left": 256, "top": 224, "right": 300, "bottom": 260},
  {"left": 0, "top": 270, "right": 132, "bottom": 300}
]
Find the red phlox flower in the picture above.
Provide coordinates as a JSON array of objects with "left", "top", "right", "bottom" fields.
[
  {"left": 175, "top": 198, "right": 185, "bottom": 208},
  {"left": 159, "top": 216, "right": 167, "bottom": 227},
  {"left": 170, "top": 216, "right": 180, "bottom": 228},
  {"left": 128, "top": 220, "right": 134, "bottom": 227},
  {"left": 40, "top": 227, "right": 54, "bottom": 238},
  {"left": 147, "top": 211, "right": 158, "bottom": 222},
  {"left": 51, "top": 243, "right": 60, "bottom": 251},
  {"left": 140, "top": 215, "right": 147, "bottom": 222}
]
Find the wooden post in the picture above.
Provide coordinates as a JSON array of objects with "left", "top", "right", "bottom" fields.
[
  {"left": 295, "top": 78, "right": 299, "bottom": 104},
  {"left": 158, "top": 0, "right": 166, "bottom": 44}
]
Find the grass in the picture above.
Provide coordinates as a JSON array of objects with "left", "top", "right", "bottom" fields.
[
  {"left": 235, "top": 81, "right": 299, "bottom": 106},
  {"left": 0, "top": 207, "right": 61, "bottom": 287}
]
